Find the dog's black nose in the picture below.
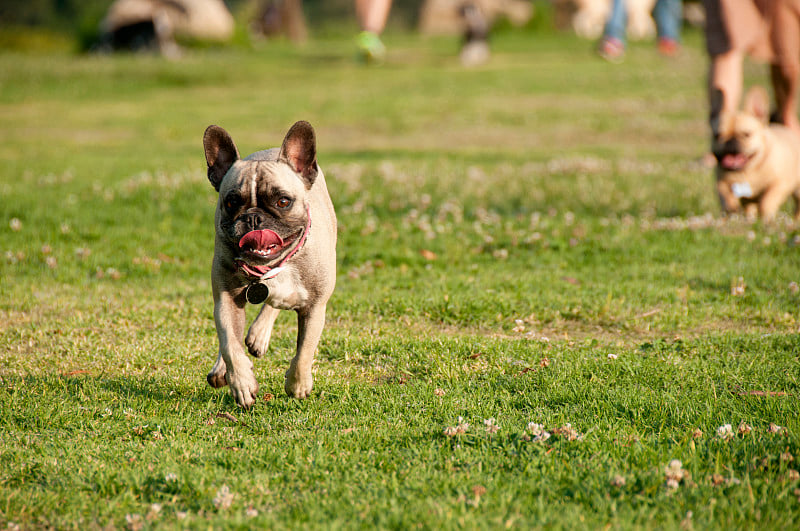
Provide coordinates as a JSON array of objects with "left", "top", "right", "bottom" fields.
[{"left": 241, "top": 211, "right": 264, "bottom": 231}]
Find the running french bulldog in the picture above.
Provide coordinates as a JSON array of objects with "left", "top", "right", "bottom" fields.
[
  {"left": 203, "top": 121, "right": 336, "bottom": 407},
  {"left": 712, "top": 86, "right": 800, "bottom": 221}
]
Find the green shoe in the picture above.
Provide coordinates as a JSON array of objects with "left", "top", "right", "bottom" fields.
[{"left": 356, "top": 31, "right": 386, "bottom": 64}]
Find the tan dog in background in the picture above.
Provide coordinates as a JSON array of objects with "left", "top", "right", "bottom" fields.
[{"left": 712, "top": 86, "right": 800, "bottom": 221}]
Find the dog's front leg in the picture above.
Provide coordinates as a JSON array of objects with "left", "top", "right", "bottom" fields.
[
  {"left": 716, "top": 180, "right": 741, "bottom": 215},
  {"left": 758, "top": 186, "right": 791, "bottom": 222},
  {"left": 285, "top": 304, "right": 326, "bottom": 399},
  {"left": 212, "top": 288, "right": 259, "bottom": 407},
  {"left": 246, "top": 304, "right": 281, "bottom": 358}
]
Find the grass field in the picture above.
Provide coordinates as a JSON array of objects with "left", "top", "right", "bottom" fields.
[{"left": 1, "top": 25, "right": 799, "bottom": 529}]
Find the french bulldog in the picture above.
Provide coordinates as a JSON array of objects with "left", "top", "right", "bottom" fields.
[
  {"left": 203, "top": 121, "right": 337, "bottom": 407},
  {"left": 712, "top": 86, "right": 800, "bottom": 221}
]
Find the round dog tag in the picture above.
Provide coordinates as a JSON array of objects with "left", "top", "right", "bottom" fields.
[{"left": 245, "top": 282, "right": 269, "bottom": 305}]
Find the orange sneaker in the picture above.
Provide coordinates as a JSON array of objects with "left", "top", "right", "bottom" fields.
[
  {"left": 657, "top": 38, "right": 680, "bottom": 57},
  {"left": 597, "top": 37, "right": 625, "bottom": 63}
]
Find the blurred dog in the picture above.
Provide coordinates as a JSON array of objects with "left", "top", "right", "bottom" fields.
[{"left": 712, "top": 87, "right": 800, "bottom": 221}]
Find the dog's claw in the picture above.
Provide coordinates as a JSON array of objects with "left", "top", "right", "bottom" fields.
[
  {"left": 227, "top": 370, "right": 259, "bottom": 408},
  {"left": 245, "top": 336, "right": 265, "bottom": 358}
]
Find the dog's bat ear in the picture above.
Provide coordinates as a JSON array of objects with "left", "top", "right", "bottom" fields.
[
  {"left": 743, "top": 86, "right": 770, "bottom": 123},
  {"left": 279, "top": 121, "right": 318, "bottom": 189},
  {"left": 203, "top": 125, "right": 240, "bottom": 192}
]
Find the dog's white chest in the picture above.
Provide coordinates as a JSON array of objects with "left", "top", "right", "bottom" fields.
[
  {"left": 264, "top": 266, "right": 308, "bottom": 310},
  {"left": 731, "top": 181, "right": 753, "bottom": 198}
]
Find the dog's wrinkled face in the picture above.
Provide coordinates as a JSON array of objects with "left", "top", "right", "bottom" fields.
[
  {"left": 711, "top": 86, "right": 770, "bottom": 172},
  {"left": 713, "top": 112, "right": 766, "bottom": 172},
  {"left": 203, "top": 122, "right": 318, "bottom": 272},
  {"left": 217, "top": 161, "right": 309, "bottom": 268}
]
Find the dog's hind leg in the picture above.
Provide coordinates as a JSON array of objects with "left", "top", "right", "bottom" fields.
[
  {"left": 246, "top": 305, "right": 280, "bottom": 358},
  {"left": 284, "top": 304, "right": 326, "bottom": 399}
]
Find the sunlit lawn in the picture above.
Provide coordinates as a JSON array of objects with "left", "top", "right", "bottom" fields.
[{"left": 1, "top": 28, "right": 799, "bottom": 529}]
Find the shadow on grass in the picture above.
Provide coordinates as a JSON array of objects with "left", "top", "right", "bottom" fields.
[{"left": 0, "top": 373, "right": 217, "bottom": 407}]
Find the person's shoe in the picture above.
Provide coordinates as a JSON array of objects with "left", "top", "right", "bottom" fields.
[
  {"left": 597, "top": 37, "right": 625, "bottom": 63},
  {"left": 356, "top": 31, "right": 386, "bottom": 64},
  {"left": 657, "top": 37, "right": 680, "bottom": 57}
]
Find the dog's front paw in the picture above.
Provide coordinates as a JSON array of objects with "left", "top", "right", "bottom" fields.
[
  {"left": 245, "top": 331, "right": 268, "bottom": 358},
  {"left": 284, "top": 367, "right": 313, "bottom": 399},
  {"left": 227, "top": 370, "right": 259, "bottom": 408}
]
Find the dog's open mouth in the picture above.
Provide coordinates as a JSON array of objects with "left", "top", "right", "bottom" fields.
[
  {"left": 236, "top": 228, "right": 303, "bottom": 277},
  {"left": 718, "top": 152, "right": 751, "bottom": 171},
  {"left": 239, "top": 228, "right": 301, "bottom": 260},
  {"left": 239, "top": 229, "right": 287, "bottom": 258}
]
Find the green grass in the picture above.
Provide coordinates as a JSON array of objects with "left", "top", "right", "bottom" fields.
[{"left": 1, "top": 28, "right": 799, "bottom": 529}]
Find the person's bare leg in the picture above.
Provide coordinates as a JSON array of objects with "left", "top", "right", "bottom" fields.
[
  {"left": 355, "top": 0, "right": 392, "bottom": 33},
  {"left": 709, "top": 49, "right": 744, "bottom": 133},
  {"left": 355, "top": 0, "right": 392, "bottom": 62},
  {"left": 771, "top": 0, "right": 800, "bottom": 135}
]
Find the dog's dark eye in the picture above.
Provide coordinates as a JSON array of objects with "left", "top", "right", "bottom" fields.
[
  {"left": 276, "top": 197, "right": 292, "bottom": 209},
  {"left": 224, "top": 194, "right": 242, "bottom": 211}
]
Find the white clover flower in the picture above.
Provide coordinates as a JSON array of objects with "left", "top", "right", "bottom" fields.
[
  {"left": 527, "top": 422, "right": 545, "bottom": 435},
  {"left": 768, "top": 423, "right": 786, "bottom": 434},
  {"left": 125, "top": 513, "right": 143, "bottom": 531},
  {"left": 483, "top": 418, "right": 500, "bottom": 434},
  {"left": 553, "top": 423, "right": 581, "bottom": 441},
  {"left": 526, "top": 422, "right": 551, "bottom": 443},
  {"left": 664, "top": 459, "right": 685, "bottom": 489},
  {"left": 610, "top": 475, "right": 626, "bottom": 487},
  {"left": 730, "top": 277, "right": 746, "bottom": 296},
  {"left": 213, "top": 485, "right": 234, "bottom": 510},
  {"left": 717, "top": 424, "right": 734, "bottom": 440}
]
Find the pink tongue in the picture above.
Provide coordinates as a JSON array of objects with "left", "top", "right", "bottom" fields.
[
  {"left": 722, "top": 153, "right": 747, "bottom": 169},
  {"left": 239, "top": 229, "right": 284, "bottom": 251}
]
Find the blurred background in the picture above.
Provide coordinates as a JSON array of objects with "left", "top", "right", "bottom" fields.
[{"left": 0, "top": 0, "right": 703, "bottom": 55}]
